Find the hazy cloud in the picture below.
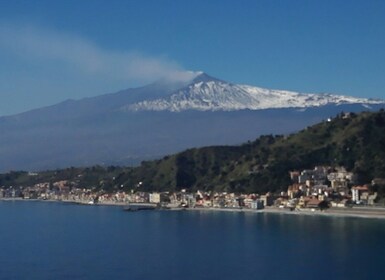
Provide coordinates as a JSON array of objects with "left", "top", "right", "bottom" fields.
[{"left": 0, "top": 23, "right": 197, "bottom": 84}]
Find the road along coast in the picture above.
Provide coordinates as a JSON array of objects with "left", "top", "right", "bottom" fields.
[
  {"left": 2, "top": 198, "right": 385, "bottom": 219},
  {"left": 186, "top": 206, "right": 385, "bottom": 219}
]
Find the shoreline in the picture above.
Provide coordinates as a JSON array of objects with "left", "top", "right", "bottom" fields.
[
  {"left": 186, "top": 206, "right": 385, "bottom": 219},
  {"left": 1, "top": 198, "right": 385, "bottom": 219}
]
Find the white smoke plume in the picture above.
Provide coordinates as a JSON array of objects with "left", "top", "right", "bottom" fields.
[{"left": 0, "top": 23, "right": 197, "bottom": 84}]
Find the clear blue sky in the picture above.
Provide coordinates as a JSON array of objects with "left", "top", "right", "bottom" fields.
[{"left": 1, "top": 0, "right": 385, "bottom": 115}]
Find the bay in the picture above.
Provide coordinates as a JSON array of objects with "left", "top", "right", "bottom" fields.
[{"left": 0, "top": 200, "right": 384, "bottom": 280}]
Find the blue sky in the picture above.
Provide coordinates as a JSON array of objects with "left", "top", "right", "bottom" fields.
[{"left": 1, "top": 0, "right": 385, "bottom": 116}]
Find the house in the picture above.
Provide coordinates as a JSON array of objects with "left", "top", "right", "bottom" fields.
[
  {"left": 351, "top": 185, "right": 369, "bottom": 203},
  {"left": 260, "top": 192, "right": 274, "bottom": 206},
  {"left": 287, "top": 184, "right": 304, "bottom": 199},
  {"left": 306, "top": 198, "right": 321, "bottom": 209},
  {"left": 328, "top": 167, "right": 357, "bottom": 190},
  {"left": 250, "top": 200, "right": 264, "bottom": 210},
  {"left": 149, "top": 193, "right": 161, "bottom": 204}
]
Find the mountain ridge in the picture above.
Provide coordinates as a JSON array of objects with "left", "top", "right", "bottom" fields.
[
  {"left": 0, "top": 72, "right": 384, "bottom": 172},
  {"left": 124, "top": 72, "right": 384, "bottom": 112},
  {"left": 1, "top": 72, "right": 384, "bottom": 119}
]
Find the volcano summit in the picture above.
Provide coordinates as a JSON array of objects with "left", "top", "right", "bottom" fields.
[{"left": 0, "top": 73, "right": 383, "bottom": 172}]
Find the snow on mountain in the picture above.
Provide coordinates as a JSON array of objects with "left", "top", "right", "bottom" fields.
[
  {"left": 124, "top": 73, "right": 384, "bottom": 112},
  {"left": 1, "top": 72, "right": 384, "bottom": 172}
]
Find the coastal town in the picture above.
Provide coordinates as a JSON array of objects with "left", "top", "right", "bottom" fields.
[{"left": 1, "top": 165, "right": 384, "bottom": 218}]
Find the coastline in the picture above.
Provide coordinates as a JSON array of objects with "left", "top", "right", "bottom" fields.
[
  {"left": 1, "top": 198, "right": 385, "bottom": 219},
  {"left": 186, "top": 206, "right": 385, "bottom": 220}
]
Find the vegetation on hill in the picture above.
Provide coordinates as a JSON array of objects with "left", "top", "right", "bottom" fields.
[{"left": 1, "top": 110, "right": 385, "bottom": 195}]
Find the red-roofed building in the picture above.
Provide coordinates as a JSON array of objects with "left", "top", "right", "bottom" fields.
[{"left": 351, "top": 185, "right": 369, "bottom": 203}]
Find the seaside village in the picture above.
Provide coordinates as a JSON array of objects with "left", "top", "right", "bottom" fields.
[{"left": 0, "top": 166, "right": 381, "bottom": 210}]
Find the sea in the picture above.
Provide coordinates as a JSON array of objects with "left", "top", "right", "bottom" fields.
[{"left": 0, "top": 200, "right": 384, "bottom": 280}]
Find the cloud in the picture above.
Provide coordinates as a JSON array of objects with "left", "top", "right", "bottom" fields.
[{"left": 0, "top": 22, "right": 197, "bottom": 84}]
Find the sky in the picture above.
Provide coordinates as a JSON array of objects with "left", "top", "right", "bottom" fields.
[{"left": 0, "top": 0, "right": 385, "bottom": 116}]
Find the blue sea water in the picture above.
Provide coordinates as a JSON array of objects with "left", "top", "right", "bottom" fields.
[{"left": 0, "top": 201, "right": 384, "bottom": 280}]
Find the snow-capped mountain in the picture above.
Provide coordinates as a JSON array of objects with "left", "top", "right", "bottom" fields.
[
  {"left": 0, "top": 72, "right": 383, "bottom": 172},
  {"left": 124, "top": 73, "right": 383, "bottom": 112}
]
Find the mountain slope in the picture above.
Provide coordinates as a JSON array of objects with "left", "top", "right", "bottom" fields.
[
  {"left": 2, "top": 110, "right": 384, "bottom": 197},
  {"left": 116, "top": 110, "right": 385, "bottom": 193},
  {"left": 0, "top": 73, "right": 384, "bottom": 172},
  {"left": 125, "top": 73, "right": 383, "bottom": 112}
]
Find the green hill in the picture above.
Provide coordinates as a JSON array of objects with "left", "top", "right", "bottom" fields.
[
  {"left": 114, "top": 109, "right": 385, "bottom": 193},
  {"left": 1, "top": 110, "right": 385, "bottom": 195}
]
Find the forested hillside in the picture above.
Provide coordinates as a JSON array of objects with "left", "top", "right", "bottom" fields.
[{"left": 1, "top": 110, "right": 385, "bottom": 195}]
